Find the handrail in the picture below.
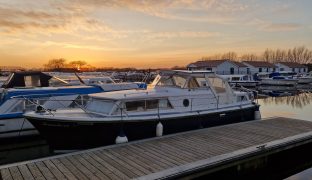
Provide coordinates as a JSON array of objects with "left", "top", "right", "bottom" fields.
[{"left": 21, "top": 96, "right": 55, "bottom": 116}]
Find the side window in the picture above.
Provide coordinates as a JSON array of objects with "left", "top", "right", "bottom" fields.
[
  {"left": 125, "top": 99, "right": 173, "bottom": 111},
  {"left": 24, "top": 75, "right": 41, "bottom": 87},
  {"left": 10, "top": 101, "right": 24, "bottom": 113},
  {"left": 126, "top": 101, "right": 145, "bottom": 111},
  {"left": 146, "top": 100, "right": 158, "bottom": 109}
]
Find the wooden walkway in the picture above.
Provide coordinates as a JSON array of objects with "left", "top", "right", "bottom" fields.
[{"left": 1, "top": 117, "right": 312, "bottom": 180}]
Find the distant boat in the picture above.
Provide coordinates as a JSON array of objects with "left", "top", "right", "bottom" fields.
[
  {"left": 256, "top": 72, "right": 298, "bottom": 86},
  {"left": 24, "top": 70, "right": 260, "bottom": 150},
  {"left": 219, "top": 74, "right": 259, "bottom": 88},
  {"left": 0, "top": 71, "right": 145, "bottom": 139}
]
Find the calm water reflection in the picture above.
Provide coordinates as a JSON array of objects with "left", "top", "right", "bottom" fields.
[
  {"left": 257, "top": 92, "right": 312, "bottom": 179},
  {"left": 258, "top": 92, "right": 312, "bottom": 121}
]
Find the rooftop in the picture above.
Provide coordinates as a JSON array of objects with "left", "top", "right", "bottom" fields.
[
  {"left": 277, "top": 62, "right": 307, "bottom": 68},
  {"left": 242, "top": 61, "right": 275, "bottom": 68},
  {"left": 187, "top": 60, "right": 247, "bottom": 68}
]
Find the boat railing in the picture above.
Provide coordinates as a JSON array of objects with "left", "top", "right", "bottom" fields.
[{"left": 20, "top": 96, "right": 55, "bottom": 116}]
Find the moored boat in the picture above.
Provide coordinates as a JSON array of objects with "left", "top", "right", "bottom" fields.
[
  {"left": 257, "top": 72, "right": 298, "bottom": 86},
  {"left": 25, "top": 70, "right": 260, "bottom": 151},
  {"left": 219, "top": 74, "right": 259, "bottom": 88},
  {"left": 0, "top": 71, "right": 145, "bottom": 139}
]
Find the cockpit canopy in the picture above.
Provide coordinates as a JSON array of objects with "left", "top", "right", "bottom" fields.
[
  {"left": 151, "top": 71, "right": 212, "bottom": 89},
  {"left": 1, "top": 71, "right": 52, "bottom": 88},
  {"left": 151, "top": 70, "right": 229, "bottom": 91}
]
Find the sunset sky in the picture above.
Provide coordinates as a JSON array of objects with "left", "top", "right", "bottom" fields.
[{"left": 0, "top": 0, "right": 311, "bottom": 68}]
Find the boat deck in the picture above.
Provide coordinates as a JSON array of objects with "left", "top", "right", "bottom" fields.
[{"left": 1, "top": 117, "right": 312, "bottom": 179}]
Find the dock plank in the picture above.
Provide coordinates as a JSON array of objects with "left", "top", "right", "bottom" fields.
[
  {"left": 50, "top": 159, "right": 77, "bottom": 180},
  {"left": 8, "top": 166, "right": 23, "bottom": 180},
  {"left": 66, "top": 155, "right": 100, "bottom": 180},
  {"left": 35, "top": 161, "right": 56, "bottom": 180},
  {"left": 43, "top": 160, "right": 66, "bottom": 180},
  {"left": 58, "top": 157, "right": 89, "bottom": 180},
  {"left": 18, "top": 165, "right": 34, "bottom": 180},
  {"left": 2, "top": 117, "right": 312, "bottom": 180},
  {"left": 0, "top": 168, "right": 13, "bottom": 180},
  {"left": 26, "top": 163, "right": 45, "bottom": 180}
]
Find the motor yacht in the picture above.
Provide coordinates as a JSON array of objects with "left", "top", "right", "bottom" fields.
[{"left": 24, "top": 70, "right": 259, "bottom": 150}]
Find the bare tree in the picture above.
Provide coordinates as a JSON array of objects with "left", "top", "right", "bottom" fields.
[
  {"left": 44, "top": 58, "right": 66, "bottom": 70},
  {"left": 221, "top": 51, "right": 238, "bottom": 61},
  {"left": 240, "top": 53, "right": 258, "bottom": 61},
  {"left": 68, "top": 60, "right": 87, "bottom": 70}
]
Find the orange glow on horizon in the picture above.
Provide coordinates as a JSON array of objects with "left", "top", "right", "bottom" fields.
[{"left": 0, "top": 1, "right": 311, "bottom": 68}]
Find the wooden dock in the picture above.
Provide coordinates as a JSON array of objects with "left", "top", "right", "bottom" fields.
[{"left": 1, "top": 117, "right": 312, "bottom": 179}]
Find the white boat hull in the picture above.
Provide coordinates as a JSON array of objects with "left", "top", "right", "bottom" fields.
[
  {"left": 260, "top": 79, "right": 297, "bottom": 86},
  {"left": 298, "top": 78, "right": 312, "bottom": 84},
  {"left": 229, "top": 81, "right": 258, "bottom": 87}
]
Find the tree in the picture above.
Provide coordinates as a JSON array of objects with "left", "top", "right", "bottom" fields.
[
  {"left": 68, "top": 60, "right": 87, "bottom": 70},
  {"left": 221, "top": 51, "right": 238, "bottom": 61},
  {"left": 240, "top": 53, "right": 258, "bottom": 61},
  {"left": 44, "top": 58, "right": 66, "bottom": 70}
]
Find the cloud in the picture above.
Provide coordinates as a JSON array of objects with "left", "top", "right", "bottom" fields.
[
  {"left": 144, "top": 31, "right": 220, "bottom": 40},
  {"left": 246, "top": 18, "right": 302, "bottom": 32},
  {"left": 262, "top": 23, "right": 302, "bottom": 32}
]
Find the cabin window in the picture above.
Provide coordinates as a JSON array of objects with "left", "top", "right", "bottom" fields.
[
  {"left": 259, "top": 68, "right": 262, "bottom": 72},
  {"left": 187, "top": 77, "right": 200, "bottom": 89},
  {"left": 232, "top": 77, "right": 240, "bottom": 81},
  {"left": 237, "top": 96, "right": 247, "bottom": 102},
  {"left": 157, "top": 76, "right": 174, "bottom": 86},
  {"left": 242, "top": 76, "right": 249, "bottom": 81},
  {"left": 86, "top": 100, "right": 115, "bottom": 114},
  {"left": 206, "top": 68, "right": 212, "bottom": 71},
  {"left": 24, "top": 75, "right": 41, "bottom": 87},
  {"left": 159, "top": 99, "right": 172, "bottom": 108},
  {"left": 194, "top": 77, "right": 208, "bottom": 87},
  {"left": 280, "top": 68, "right": 284, "bottom": 71},
  {"left": 304, "top": 68, "right": 306, "bottom": 72},
  {"left": 208, "top": 77, "right": 226, "bottom": 93},
  {"left": 172, "top": 75, "right": 187, "bottom": 88},
  {"left": 10, "top": 101, "right": 24, "bottom": 113},
  {"left": 125, "top": 99, "right": 172, "bottom": 111},
  {"left": 146, "top": 100, "right": 158, "bottom": 109},
  {"left": 126, "top": 101, "right": 145, "bottom": 111}
]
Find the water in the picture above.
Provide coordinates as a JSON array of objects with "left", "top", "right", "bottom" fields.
[
  {"left": 257, "top": 92, "right": 312, "bottom": 179},
  {"left": 258, "top": 92, "right": 312, "bottom": 121}
]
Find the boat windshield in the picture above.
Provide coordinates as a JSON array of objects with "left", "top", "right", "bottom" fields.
[
  {"left": 156, "top": 74, "right": 208, "bottom": 89},
  {"left": 208, "top": 77, "right": 227, "bottom": 93},
  {"left": 85, "top": 99, "right": 115, "bottom": 114},
  {"left": 156, "top": 75, "right": 187, "bottom": 88}
]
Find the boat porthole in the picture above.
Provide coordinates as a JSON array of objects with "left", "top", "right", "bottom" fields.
[{"left": 183, "top": 99, "right": 189, "bottom": 107}]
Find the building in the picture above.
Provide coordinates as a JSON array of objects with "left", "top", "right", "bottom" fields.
[
  {"left": 275, "top": 62, "right": 308, "bottom": 74},
  {"left": 187, "top": 60, "right": 248, "bottom": 75},
  {"left": 242, "top": 61, "right": 275, "bottom": 75}
]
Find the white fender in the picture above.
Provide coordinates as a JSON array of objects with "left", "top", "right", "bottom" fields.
[
  {"left": 156, "top": 122, "right": 163, "bottom": 137},
  {"left": 115, "top": 133, "right": 128, "bottom": 144},
  {"left": 254, "top": 110, "right": 261, "bottom": 120}
]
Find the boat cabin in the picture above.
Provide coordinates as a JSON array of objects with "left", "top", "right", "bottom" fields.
[
  {"left": 82, "top": 71, "right": 247, "bottom": 116},
  {"left": 1, "top": 71, "right": 52, "bottom": 88}
]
